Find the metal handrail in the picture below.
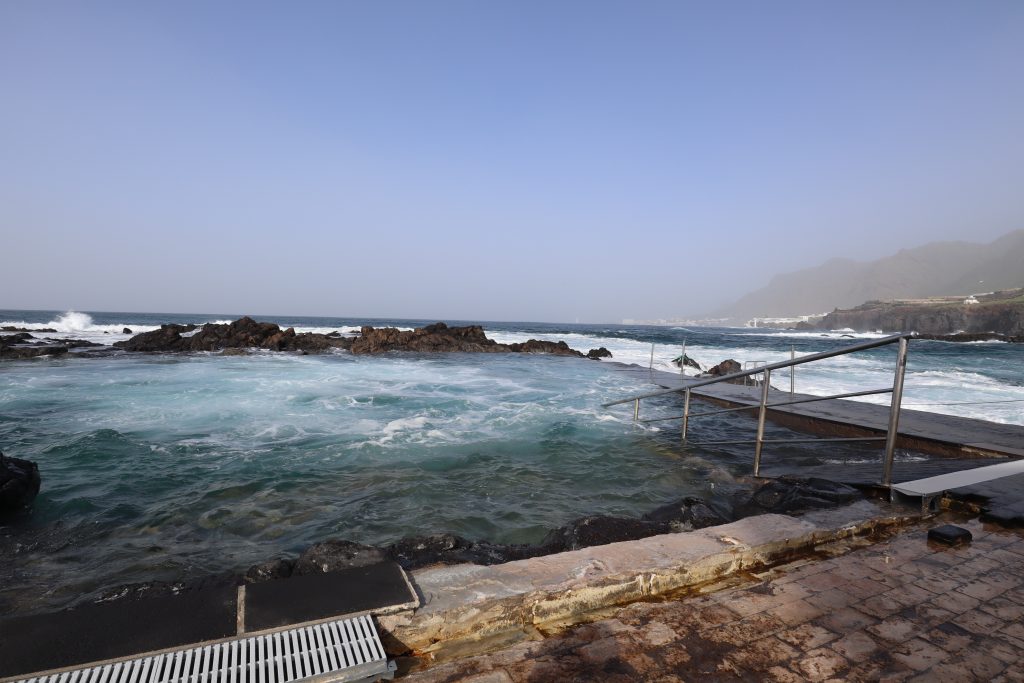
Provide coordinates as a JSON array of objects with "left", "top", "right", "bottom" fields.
[
  {"left": 603, "top": 333, "right": 913, "bottom": 407},
  {"left": 604, "top": 333, "right": 914, "bottom": 487}
]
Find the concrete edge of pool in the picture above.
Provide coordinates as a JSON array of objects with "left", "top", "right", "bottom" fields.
[{"left": 380, "top": 498, "right": 917, "bottom": 664}]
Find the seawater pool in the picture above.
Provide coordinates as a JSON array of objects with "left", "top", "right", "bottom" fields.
[
  {"left": 2, "top": 310, "right": 1023, "bottom": 616},
  {"left": 1, "top": 351, "right": 734, "bottom": 614}
]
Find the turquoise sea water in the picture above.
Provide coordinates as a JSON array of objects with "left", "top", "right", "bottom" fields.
[{"left": 1, "top": 310, "right": 1022, "bottom": 615}]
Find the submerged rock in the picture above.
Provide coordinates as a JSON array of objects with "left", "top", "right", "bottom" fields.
[
  {"left": 293, "top": 539, "right": 387, "bottom": 575},
  {"left": 737, "top": 476, "right": 861, "bottom": 516},
  {"left": 643, "top": 496, "right": 732, "bottom": 530},
  {"left": 541, "top": 515, "right": 671, "bottom": 552},
  {"left": 245, "top": 558, "right": 295, "bottom": 583},
  {"left": 96, "top": 571, "right": 239, "bottom": 604},
  {"left": 386, "top": 533, "right": 542, "bottom": 570},
  {"left": 0, "top": 452, "right": 41, "bottom": 515}
]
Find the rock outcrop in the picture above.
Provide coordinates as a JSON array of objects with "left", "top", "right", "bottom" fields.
[
  {"left": 349, "top": 323, "right": 503, "bottom": 354},
  {"left": 705, "top": 359, "right": 741, "bottom": 377},
  {"left": 0, "top": 333, "right": 104, "bottom": 359},
  {"left": 114, "top": 318, "right": 344, "bottom": 354},
  {"left": 0, "top": 452, "right": 41, "bottom": 515},
  {"left": 292, "top": 539, "right": 388, "bottom": 575},
  {"left": 114, "top": 318, "right": 602, "bottom": 358}
]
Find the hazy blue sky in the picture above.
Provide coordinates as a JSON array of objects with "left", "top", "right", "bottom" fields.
[{"left": 2, "top": 1, "right": 1023, "bottom": 322}]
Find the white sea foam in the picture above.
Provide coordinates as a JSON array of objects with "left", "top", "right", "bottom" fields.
[{"left": 0, "top": 311, "right": 161, "bottom": 344}]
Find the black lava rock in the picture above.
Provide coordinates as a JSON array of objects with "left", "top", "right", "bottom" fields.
[
  {"left": 541, "top": 515, "right": 671, "bottom": 552},
  {"left": 739, "top": 476, "right": 861, "bottom": 516},
  {"left": 245, "top": 558, "right": 295, "bottom": 583},
  {"left": 292, "top": 539, "right": 387, "bottom": 575},
  {"left": 0, "top": 452, "right": 41, "bottom": 515}
]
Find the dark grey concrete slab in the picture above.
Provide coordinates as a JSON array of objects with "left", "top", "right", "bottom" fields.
[
  {"left": 244, "top": 560, "right": 416, "bottom": 633},
  {"left": 0, "top": 584, "right": 237, "bottom": 679}
]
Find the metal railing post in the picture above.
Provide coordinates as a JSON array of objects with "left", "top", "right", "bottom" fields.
[
  {"left": 681, "top": 388, "right": 691, "bottom": 442},
  {"left": 753, "top": 368, "right": 772, "bottom": 476},
  {"left": 790, "top": 345, "right": 795, "bottom": 397},
  {"left": 881, "top": 337, "right": 909, "bottom": 488},
  {"left": 633, "top": 398, "right": 640, "bottom": 422}
]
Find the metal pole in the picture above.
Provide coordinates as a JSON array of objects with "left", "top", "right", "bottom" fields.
[
  {"left": 681, "top": 388, "right": 691, "bottom": 442},
  {"left": 633, "top": 398, "right": 640, "bottom": 422},
  {"left": 649, "top": 343, "right": 655, "bottom": 370},
  {"left": 790, "top": 345, "right": 795, "bottom": 397},
  {"left": 881, "top": 337, "right": 909, "bottom": 488},
  {"left": 753, "top": 369, "right": 772, "bottom": 476}
]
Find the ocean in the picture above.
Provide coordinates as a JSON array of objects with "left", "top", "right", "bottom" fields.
[{"left": 1, "top": 309, "right": 1022, "bottom": 615}]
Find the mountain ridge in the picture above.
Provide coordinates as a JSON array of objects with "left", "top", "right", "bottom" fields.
[{"left": 714, "top": 230, "right": 1024, "bottom": 321}]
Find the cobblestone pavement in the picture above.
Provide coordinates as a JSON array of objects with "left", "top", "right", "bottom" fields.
[{"left": 402, "top": 517, "right": 1024, "bottom": 682}]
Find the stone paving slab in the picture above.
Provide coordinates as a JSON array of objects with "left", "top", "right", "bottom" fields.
[
  {"left": 379, "top": 501, "right": 915, "bottom": 657},
  {"left": 402, "top": 515, "right": 1024, "bottom": 682}
]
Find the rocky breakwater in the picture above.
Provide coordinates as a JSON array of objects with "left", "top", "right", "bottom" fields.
[{"left": 115, "top": 317, "right": 613, "bottom": 358}]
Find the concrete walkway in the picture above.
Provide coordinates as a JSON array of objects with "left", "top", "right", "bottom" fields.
[
  {"left": 608, "top": 364, "right": 1024, "bottom": 461},
  {"left": 403, "top": 516, "right": 1024, "bottom": 682}
]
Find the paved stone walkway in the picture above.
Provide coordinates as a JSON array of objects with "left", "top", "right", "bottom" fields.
[{"left": 403, "top": 517, "right": 1024, "bottom": 682}]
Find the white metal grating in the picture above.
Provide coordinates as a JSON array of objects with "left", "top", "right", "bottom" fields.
[{"left": 15, "top": 615, "right": 394, "bottom": 683}]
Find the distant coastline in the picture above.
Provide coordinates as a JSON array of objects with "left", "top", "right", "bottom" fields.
[{"left": 792, "top": 288, "right": 1024, "bottom": 337}]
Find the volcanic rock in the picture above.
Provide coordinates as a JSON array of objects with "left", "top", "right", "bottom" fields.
[
  {"left": 737, "top": 476, "right": 861, "bottom": 516},
  {"left": 113, "top": 317, "right": 603, "bottom": 357},
  {"left": 350, "top": 322, "right": 503, "bottom": 354},
  {"left": 122, "top": 327, "right": 133, "bottom": 334},
  {"left": 705, "top": 359, "right": 741, "bottom": 377},
  {"left": 292, "top": 539, "right": 387, "bottom": 575},
  {"left": 585, "top": 347, "right": 613, "bottom": 360},
  {"left": 114, "top": 318, "right": 347, "bottom": 354},
  {"left": 541, "top": 515, "right": 671, "bottom": 552},
  {"left": 506, "top": 339, "right": 584, "bottom": 357},
  {"left": 0, "top": 452, "right": 41, "bottom": 515},
  {"left": 386, "top": 534, "right": 542, "bottom": 570},
  {"left": 245, "top": 558, "right": 295, "bottom": 584},
  {"left": 643, "top": 496, "right": 732, "bottom": 530}
]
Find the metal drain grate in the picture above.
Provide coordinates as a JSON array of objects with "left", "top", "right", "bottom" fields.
[{"left": 15, "top": 615, "right": 394, "bottom": 683}]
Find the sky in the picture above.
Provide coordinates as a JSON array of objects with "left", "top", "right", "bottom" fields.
[{"left": 2, "top": 1, "right": 1023, "bottom": 323}]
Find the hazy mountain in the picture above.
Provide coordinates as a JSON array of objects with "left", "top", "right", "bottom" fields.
[{"left": 715, "top": 229, "right": 1024, "bottom": 321}]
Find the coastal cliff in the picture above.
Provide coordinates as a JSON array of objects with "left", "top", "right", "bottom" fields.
[{"left": 797, "top": 289, "right": 1024, "bottom": 335}]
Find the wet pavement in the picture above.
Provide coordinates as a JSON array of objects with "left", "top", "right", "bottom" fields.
[{"left": 402, "top": 515, "right": 1024, "bottom": 682}]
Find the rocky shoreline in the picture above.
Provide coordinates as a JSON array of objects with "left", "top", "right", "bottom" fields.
[
  {"left": 1, "top": 317, "right": 613, "bottom": 360},
  {"left": 94, "top": 475, "right": 862, "bottom": 606},
  {"left": 793, "top": 289, "right": 1024, "bottom": 337}
]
